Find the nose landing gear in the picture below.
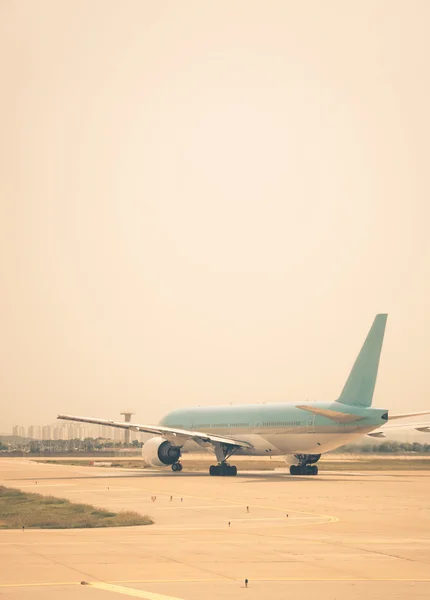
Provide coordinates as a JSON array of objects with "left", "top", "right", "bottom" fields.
[{"left": 171, "top": 462, "right": 183, "bottom": 472}]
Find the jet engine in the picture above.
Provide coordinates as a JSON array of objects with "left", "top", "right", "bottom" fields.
[{"left": 142, "top": 436, "right": 181, "bottom": 467}]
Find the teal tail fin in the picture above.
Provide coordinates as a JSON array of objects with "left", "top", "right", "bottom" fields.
[{"left": 336, "top": 314, "right": 387, "bottom": 408}]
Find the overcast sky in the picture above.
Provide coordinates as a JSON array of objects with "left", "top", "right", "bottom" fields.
[{"left": 1, "top": 1, "right": 429, "bottom": 432}]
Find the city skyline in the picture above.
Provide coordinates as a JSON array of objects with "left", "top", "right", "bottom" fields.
[{"left": 9, "top": 421, "right": 144, "bottom": 442}]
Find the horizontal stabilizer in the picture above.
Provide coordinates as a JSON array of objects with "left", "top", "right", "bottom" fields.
[
  {"left": 388, "top": 411, "right": 430, "bottom": 421},
  {"left": 296, "top": 405, "right": 366, "bottom": 424}
]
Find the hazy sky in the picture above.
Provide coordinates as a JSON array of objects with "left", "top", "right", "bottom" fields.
[{"left": 1, "top": 1, "right": 429, "bottom": 432}]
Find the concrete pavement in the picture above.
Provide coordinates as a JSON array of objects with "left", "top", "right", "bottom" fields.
[{"left": 1, "top": 458, "right": 429, "bottom": 599}]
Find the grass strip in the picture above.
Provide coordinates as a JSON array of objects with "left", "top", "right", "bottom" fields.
[{"left": 0, "top": 486, "right": 153, "bottom": 529}]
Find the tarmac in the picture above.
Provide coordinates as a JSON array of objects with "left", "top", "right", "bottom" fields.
[{"left": 1, "top": 457, "right": 430, "bottom": 599}]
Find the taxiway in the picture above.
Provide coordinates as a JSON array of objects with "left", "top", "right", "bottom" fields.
[{"left": 1, "top": 458, "right": 429, "bottom": 599}]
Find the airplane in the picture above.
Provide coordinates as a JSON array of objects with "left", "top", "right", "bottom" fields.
[
  {"left": 58, "top": 314, "right": 430, "bottom": 476},
  {"left": 362, "top": 421, "right": 430, "bottom": 440}
]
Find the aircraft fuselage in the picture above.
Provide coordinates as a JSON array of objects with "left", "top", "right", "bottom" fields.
[{"left": 160, "top": 402, "right": 388, "bottom": 455}]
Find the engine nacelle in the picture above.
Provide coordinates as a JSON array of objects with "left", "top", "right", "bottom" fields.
[{"left": 142, "top": 437, "right": 181, "bottom": 467}]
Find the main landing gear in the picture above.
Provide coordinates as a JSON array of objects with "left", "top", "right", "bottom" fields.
[
  {"left": 290, "top": 464, "right": 318, "bottom": 475},
  {"left": 209, "top": 463, "right": 237, "bottom": 476},
  {"left": 209, "top": 443, "right": 238, "bottom": 476},
  {"left": 171, "top": 462, "right": 183, "bottom": 472},
  {"left": 289, "top": 454, "right": 321, "bottom": 476}
]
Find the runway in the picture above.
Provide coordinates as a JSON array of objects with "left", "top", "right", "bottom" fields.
[{"left": 1, "top": 458, "right": 430, "bottom": 599}]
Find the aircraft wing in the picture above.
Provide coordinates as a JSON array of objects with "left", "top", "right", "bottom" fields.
[
  {"left": 57, "top": 414, "right": 254, "bottom": 450},
  {"left": 388, "top": 411, "right": 430, "bottom": 420},
  {"left": 366, "top": 411, "right": 430, "bottom": 436},
  {"left": 367, "top": 421, "right": 430, "bottom": 438}
]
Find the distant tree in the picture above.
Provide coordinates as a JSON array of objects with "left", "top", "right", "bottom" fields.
[
  {"left": 378, "top": 441, "right": 396, "bottom": 453},
  {"left": 399, "top": 442, "right": 412, "bottom": 452},
  {"left": 83, "top": 438, "right": 95, "bottom": 452},
  {"left": 29, "top": 441, "right": 40, "bottom": 454}
]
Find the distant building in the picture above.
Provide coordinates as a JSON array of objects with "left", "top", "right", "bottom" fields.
[
  {"left": 81, "top": 427, "right": 92, "bottom": 439},
  {"left": 67, "top": 425, "right": 83, "bottom": 440},
  {"left": 53, "top": 426, "right": 67, "bottom": 440},
  {"left": 28, "top": 425, "right": 41, "bottom": 439},
  {"left": 12, "top": 425, "right": 26, "bottom": 437},
  {"left": 13, "top": 420, "right": 138, "bottom": 442},
  {"left": 99, "top": 425, "right": 112, "bottom": 439},
  {"left": 42, "top": 425, "right": 53, "bottom": 440}
]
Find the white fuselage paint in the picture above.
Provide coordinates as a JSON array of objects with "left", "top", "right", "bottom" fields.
[
  {"left": 184, "top": 430, "right": 372, "bottom": 456},
  {"left": 160, "top": 403, "right": 383, "bottom": 457}
]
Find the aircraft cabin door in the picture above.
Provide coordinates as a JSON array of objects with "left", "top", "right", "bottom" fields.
[{"left": 307, "top": 414, "right": 315, "bottom": 434}]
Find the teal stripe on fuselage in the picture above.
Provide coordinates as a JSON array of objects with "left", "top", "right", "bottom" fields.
[{"left": 160, "top": 402, "right": 386, "bottom": 436}]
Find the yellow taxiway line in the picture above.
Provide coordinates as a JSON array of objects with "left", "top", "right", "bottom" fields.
[{"left": 87, "top": 582, "right": 184, "bottom": 599}]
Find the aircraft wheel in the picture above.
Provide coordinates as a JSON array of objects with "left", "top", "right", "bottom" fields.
[
  {"left": 290, "top": 465, "right": 299, "bottom": 475},
  {"left": 311, "top": 465, "right": 318, "bottom": 475},
  {"left": 218, "top": 463, "right": 236, "bottom": 476},
  {"left": 171, "top": 463, "right": 182, "bottom": 472},
  {"left": 209, "top": 465, "right": 220, "bottom": 476}
]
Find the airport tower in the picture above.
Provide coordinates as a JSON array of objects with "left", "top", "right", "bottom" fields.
[{"left": 120, "top": 410, "right": 134, "bottom": 444}]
